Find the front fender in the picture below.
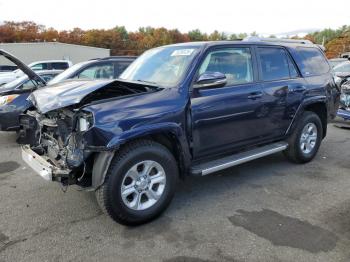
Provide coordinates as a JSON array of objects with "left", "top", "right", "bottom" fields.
[{"left": 106, "top": 122, "right": 184, "bottom": 149}]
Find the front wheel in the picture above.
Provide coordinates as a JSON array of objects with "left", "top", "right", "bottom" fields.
[
  {"left": 96, "top": 140, "right": 178, "bottom": 226},
  {"left": 284, "top": 112, "right": 323, "bottom": 163}
]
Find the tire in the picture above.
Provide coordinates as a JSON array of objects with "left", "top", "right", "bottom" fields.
[
  {"left": 284, "top": 111, "right": 323, "bottom": 164},
  {"left": 95, "top": 139, "right": 178, "bottom": 226}
]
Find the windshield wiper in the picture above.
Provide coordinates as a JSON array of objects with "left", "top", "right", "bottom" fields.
[{"left": 136, "top": 79, "right": 157, "bottom": 85}]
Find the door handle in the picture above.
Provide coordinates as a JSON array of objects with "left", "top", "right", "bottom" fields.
[
  {"left": 248, "top": 92, "right": 263, "bottom": 99},
  {"left": 289, "top": 86, "right": 306, "bottom": 93}
]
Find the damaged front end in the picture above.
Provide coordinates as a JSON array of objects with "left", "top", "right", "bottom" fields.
[
  {"left": 19, "top": 108, "right": 94, "bottom": 186},
  {"left": 18, "top": 79, "right": 159, "bottom": 188}
]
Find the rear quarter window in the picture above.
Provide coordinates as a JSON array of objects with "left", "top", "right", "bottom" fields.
[{"left": 296, "top": 47, "right": 330, "bottom": 76}]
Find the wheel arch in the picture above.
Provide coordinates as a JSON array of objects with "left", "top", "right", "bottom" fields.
[
  {"left": 91, "top": 125, "right": 192, "bottom": 190},
  {"left": 303, "top": 102, "right": 328, "bottom": 138},
  {"left": 286, "top": 97, "right": 328, "bottom": 139}
]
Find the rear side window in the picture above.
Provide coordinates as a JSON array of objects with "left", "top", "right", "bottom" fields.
[
  {"left": 75, "top": 63, "right": 114, "bottom": 80},
  {"left": 297, "top": 47, "right": 330, "bottom": 76},
  {"left": 51, "top": 62, "right": 69, "bottom": 70},
  {"left": 257, "top": 47, "right": 292, "bottom": 81},
  {"left": 31, "top": 63, "right": 48, "bottom": 71}
]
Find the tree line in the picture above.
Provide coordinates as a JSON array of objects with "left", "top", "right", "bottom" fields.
[{"left": 0, "top": 21, "right": 349, "bottom": 58}]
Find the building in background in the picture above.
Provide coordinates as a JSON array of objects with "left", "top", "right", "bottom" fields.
[{"left": 0, "top": 42, "right": 110, "bottom": 66}]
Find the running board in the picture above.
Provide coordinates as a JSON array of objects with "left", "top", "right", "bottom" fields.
[{"left": 190, "top": 142, "right": 288, "bottom": 176}]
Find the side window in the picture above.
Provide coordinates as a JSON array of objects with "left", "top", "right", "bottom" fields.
[
  {"left": 116, "top": 61, "right": 132, "bottom": 77},
  {"left": 198, "top": 47, "right": 254, "bottom": 86},
  {"left": 76, "top": 63, "right": 114, "bottom": 80},
  {"left": 257, "top": 47, "right": 290, "bottom": 81},
  {"left": 31, "top": 63, "right": 48, "bottom": 71},
  {"left": 51, "top": 62, "right": 69, "bottom": 70},
  {"left": 41, "top": 74, "right": 56, "bottom": 82},
  {"left": 20, "top": 79, "right": 36, "bottom": 90},
  {"left": 297, "top": 47, "right": 330, "bottom": 76}
]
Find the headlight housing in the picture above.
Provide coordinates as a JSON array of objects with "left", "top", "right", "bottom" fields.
[{"left": 0, "top": 95, "right": 19, "bottom": 106}]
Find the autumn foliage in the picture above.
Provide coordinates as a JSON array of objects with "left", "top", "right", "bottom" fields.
[{"left": 0, "top": 21, "right": 349, "bottom": 58}]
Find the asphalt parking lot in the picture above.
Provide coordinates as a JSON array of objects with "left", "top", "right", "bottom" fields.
[{"left": 1, "top": 125, "right": 350, "bottom": 262}]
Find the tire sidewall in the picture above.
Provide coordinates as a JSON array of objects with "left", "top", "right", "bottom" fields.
[
  {"left": 106, "top": 144, "right": 178, "bottom": 224},
  {"left": 294, "top": 113, "right": 323, "bottom": 162}
]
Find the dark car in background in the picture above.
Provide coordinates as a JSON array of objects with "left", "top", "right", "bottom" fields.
[
  {"left": 48, "top": 56, "right": 136, "bottom": 85},
  {"left": 0, "top": 69, "right": 62, "bottom": 131}
]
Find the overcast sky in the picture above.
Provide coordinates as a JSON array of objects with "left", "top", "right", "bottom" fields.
[{"left": 1, "top": 0, "right": 349, "bottom": 35}]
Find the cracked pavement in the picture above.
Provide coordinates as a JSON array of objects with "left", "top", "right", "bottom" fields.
[{"left": 1, "top": 125, "right": 350, "bottom": 262}]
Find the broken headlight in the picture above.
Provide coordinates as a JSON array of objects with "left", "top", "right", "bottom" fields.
[
  {"left": 0, "top": 95, "right": 19, "bottom": 106},
  {"left": 76, "top": 112, "right": 93, "bottom": 132}
]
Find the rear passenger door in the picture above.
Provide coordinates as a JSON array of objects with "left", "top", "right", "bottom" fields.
[{"left": 256, "top": 46, "right": 307, "bottom": 139}]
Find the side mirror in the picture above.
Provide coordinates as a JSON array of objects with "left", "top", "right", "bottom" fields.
[{"left": 193, "top": 72, "right": 227, "bottom": 89}]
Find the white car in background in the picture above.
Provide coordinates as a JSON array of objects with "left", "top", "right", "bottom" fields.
[{"left": 0, "top": 59, "right": 73, "bottom": 85}]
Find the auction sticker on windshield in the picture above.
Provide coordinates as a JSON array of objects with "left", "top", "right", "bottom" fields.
[{"left": 171, "top": 49, "right": 195, "bottom": 56}]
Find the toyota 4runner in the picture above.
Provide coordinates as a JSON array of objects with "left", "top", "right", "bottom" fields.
[{"left": 19, "top": 39, "right": 340, "bottom": 225}]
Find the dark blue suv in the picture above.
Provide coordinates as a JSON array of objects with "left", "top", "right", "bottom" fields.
[{"left": 20, "top": 39, "right": 340, "bottom": 225}]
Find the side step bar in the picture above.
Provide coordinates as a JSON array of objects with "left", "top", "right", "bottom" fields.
[{"left": 190, "top": 142, "right": 288, "bottom": 176}]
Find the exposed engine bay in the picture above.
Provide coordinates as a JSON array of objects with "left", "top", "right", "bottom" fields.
[{"left": 18, "top": 81, "right": 157, "bottom": 186}]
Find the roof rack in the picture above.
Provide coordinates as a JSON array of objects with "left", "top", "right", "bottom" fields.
[
  {"left": 99, "top": 56, "right": 137, "bottom": 60},
  {"left": 242, "top": 36, "right": 313, "bottom": 44}
]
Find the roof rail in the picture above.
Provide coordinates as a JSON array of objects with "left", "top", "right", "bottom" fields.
[
  {"left": 99, "top": 56, "right": 137, "bottom": 61},
  {"left": 243, "top": 36, "right": 313, "bottom": 44}
]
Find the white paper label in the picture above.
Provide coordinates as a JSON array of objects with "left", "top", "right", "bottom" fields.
[{"left": 171, "top": 49, "right": 194, "bottom": 56}]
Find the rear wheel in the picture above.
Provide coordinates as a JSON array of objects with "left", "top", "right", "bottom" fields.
[
  {"left": 96, "top": 139, "right": 178, "bottom": 226},
  {"left": 284, "top": 111, "right": 323, "bottom": 163}
]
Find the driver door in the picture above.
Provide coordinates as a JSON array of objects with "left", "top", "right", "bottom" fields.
[{"left": 191, "top": 46, "right": 267, "bottom": 159}]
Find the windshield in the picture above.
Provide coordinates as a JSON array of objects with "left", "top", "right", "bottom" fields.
[
  {"left": 48, "top": 61, "right": 92, "bottom": 85},
  {"left": 333, "top": 61, "right": 350, "bottom": 73},
  {"left": 0, "top": 75, "right": 28, "bottom": 89},
  {"left": 120, "top": 46, "right": 200, "bottom": 87}
]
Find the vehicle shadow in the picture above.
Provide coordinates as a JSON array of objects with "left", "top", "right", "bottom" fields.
[
  {"left": 87, "top": 152, "right": 298, "bottom": 226},
  {"left": 172, "top": 153, "right": 294, "bottom": 207}
]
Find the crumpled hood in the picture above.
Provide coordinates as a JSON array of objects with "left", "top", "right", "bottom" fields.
[{"left": 29, "top": 79, "right": 115, "bottom": 113}]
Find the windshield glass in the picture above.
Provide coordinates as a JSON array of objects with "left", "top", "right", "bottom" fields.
[
  {"left": 333, "top": 61, "right": 350, "bottom": 73},
  {"left": 0, "top": 75, "right": 27, "bottom": 89},
  {"left": 120, "top": 46, "right": 200, "bottom": 87},
  {"left": 48, "top": 61, "right": 92, "bottom": 85}
]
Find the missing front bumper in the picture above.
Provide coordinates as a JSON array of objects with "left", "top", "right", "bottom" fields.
[{"left": 21, "top": 145, "right": 70, "bottom": 181}]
